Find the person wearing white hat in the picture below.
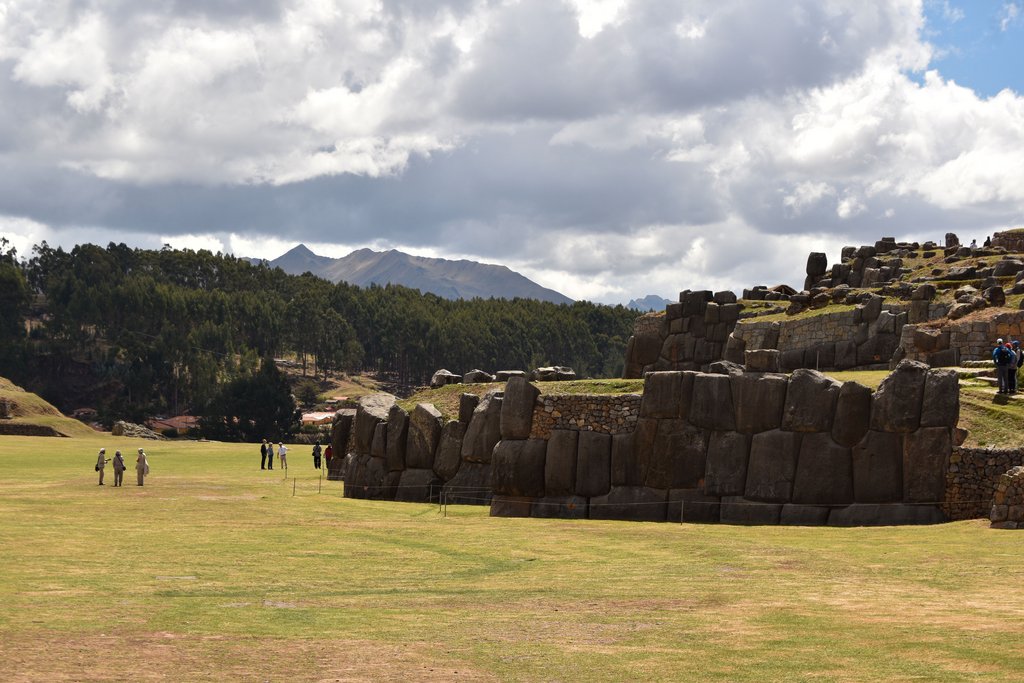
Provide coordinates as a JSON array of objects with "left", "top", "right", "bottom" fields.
[
  {"left": 95, "top": 448, "right": 110, "bottom": 485},
  {"left": 136, "top": 447, "right": 150, "bottom": 486}
]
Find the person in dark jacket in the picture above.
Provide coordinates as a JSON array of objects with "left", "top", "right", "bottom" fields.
[
  {"left": 112, "top": 450, "right": 127, "bottom": 487},
  {"left": 260, "top": 439, "right": 268, "bottom": 470},
  {"left": 994, "top": 338, "right": 1013, "bottom": 393},
  {"left": 312, "top": 441, "right": 322, "bottom": 469}
]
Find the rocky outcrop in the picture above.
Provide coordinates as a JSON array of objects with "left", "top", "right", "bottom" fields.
[{"left": 111, "top": 421, "right": 164, "bottom": 440}]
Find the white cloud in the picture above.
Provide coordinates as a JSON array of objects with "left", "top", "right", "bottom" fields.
[
  {"left": 1001, "top": 3, "right": 1021, "bottom": 31},
  {"left": 0, "top": 0, "right": 1023, "bottom": 303},
  {"left": 159, "top": 233, "right": 227, "bottom": 254},
  {"left": 0, "top": 214, "right": 51, "bottom": 259}
]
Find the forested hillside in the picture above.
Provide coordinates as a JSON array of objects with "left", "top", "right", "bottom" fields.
[{"left": 0, "top": 240, "right": 636, "bottom": 425}]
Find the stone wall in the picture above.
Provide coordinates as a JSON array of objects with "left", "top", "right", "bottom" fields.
[
  {"left": 990, "top": 466, "right": 1024, "bottom": 528},
  {"left": 530, "top": 394, "right": 641, "bottom": 440},
  {"left": 992, "top": 231, "right": 1024, "bottom": 253},
  {"left": 897, "top": 311, "right": 1024, "bottom": 366},
  {"left": 623, "top": 290, "right": 741, "bottom": 378},
  {"left": 944, "top": 447, "right": 1024, "bottom": 521},
  {"left": 491, "top": 361, "right": 959, "bottom": 525}
]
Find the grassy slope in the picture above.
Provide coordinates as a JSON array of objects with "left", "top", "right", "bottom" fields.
[
  {"left": 2, "top": 434, "right": 1024, "bottom": 681},
  {"left": 0, "top": 378, "right": 98, "bottom": 438}
]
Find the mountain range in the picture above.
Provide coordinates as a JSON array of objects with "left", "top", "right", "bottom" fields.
[
  {"left": 257, "top": 245, "right": 574, "bottom": 305},
  {"left": 627, "top": 294, "right": 673, "bottom": 312}
]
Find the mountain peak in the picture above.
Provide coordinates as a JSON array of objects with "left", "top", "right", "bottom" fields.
[{"left": 267, "top": 246, "right": 574, "bottom": 304}]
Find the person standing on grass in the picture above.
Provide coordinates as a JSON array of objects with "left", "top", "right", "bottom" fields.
[
  {"left": 266, "top": 441, "right": 274, "bottom": 470},
  {"left": 112, "top": 450, "right": 126, "bottom": 487},
  {"left": 278, "top": 442, "right": 288, "bottom": 470},
  {"left": 324, "top": 444, "right": 333, "bottom": 474},
  {"left": 136, "top": 447, "right": 150, "bottom": 486},
  {"left": 312, "top": 441, "right": 322, "bottom": 469},
  {"left": 994, "top": 338, "right": 1013, "bottom": 394},
  {"left": 260, "top": 439, "right": 268, "bottom": 470},
  {"left": 95, "top": 448, "right": 110, "bottom": 485}
]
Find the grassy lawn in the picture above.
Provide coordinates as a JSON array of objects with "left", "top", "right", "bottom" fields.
[{"left": 3, "top": 435, "right": 1024, "bottom": 681}]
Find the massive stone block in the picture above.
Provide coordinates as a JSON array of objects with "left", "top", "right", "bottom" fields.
[
  {"left": 831, "top": 381, "right": 872, "bottom": 448},
  {"left": 500, "top": 377, "right": 540, "bottom": 440},
  {"left": 632, "top": 333, "right": 664, "bottom": 366},
  {"left": 745, "top": 429, "right": 801, "bottom": 502},
  {"left": 903, "top": 427, "right": 951, "bottom": 503},
  {"left": 828, "top": 504, "right": 945, "bottom": 526},
  {"left": 433, "top": 420, "right": 466, "bottom": 481},
  {"left": 395, "top": 469, "right": 442, "bottom": 503},
  {"left": 792, "top": 432, "right": 853, "bottom": 505},
  {"left": 610, "top": 431, "right": 637, "bottom": 486},
  {"left": 345, "top": 454, "right": 400, "bottom": 500},
  {"left": 661, "top": 334, "right": 696, "bottom": 364},
  {"left": 731, "top": 372, "right": 787, "bottom": 434},
  {"left": 640, "top": 372, "right": 683, "bottom": 419},
  {"left": 576, "top": 431, "right": 612, "bottom": 497},
  {"left": 646, "top": 419, "right": 707, "bottom": 490},
  {"left": 544, "top": 429, "right": 579, "bottom": 496},
  {"left": 780, "top": 504, "right": 831, "bottom": 526},
  {"left": 405, "top": 403, "right": 444, "bottom": 470},
  {"left": 371, "top": 422, "right": 387, "bottom": 459},
  {"left": 442, "top": 462, "right": 492, "bottom": 505},
  {"left": 532, "top": 495, "right": 588, "bottom": 519},
  {"left": 870, "top": 360, "right": 927, "bottom": 433},
  {"left": 668, "top": 489, "right": 721, "bottom": 523},
  {"left": 920, "top": 369, "right": 960, "bottom": 428},
  {"left": 720, "top": 497, "right": 782, "bottom": 525},
  {"left": 354, "top": 394, "right": 395, "bottom": 454},
  {"left": 489, "top": 496, "right": 535, "bottom": 518},
  {"left": 330, "top": 411, "right": 353, "bottom": 460},
  {"left": 589, "top": 486, "right": 668, "bottom": 522},
  {"left": 491, "top": 439, "right": 547, "bottom": 498},
  {"left": 689, "top": 373, "right": 736, "bottom": 431},
  {"left": 459, "top": 393, "right": 480, "bottom": 425},
  {"left": 781, "top": 369, "right": 840, "bottom": 433},
  {"left": 461, "top": 391, "right": 503, "bottom": 463},
  {"left": 834, "top": 340, "right": 858, "bottom": 369},
  {"left": 852, "top": 431, "right": 903, "bottom": 502},
  {"left": 627, "top": 418, "right": 657, "bottom": 487},
  {"left": 385, "top": 404, "right": 409, "bottom": 471},
  {"left": 703, "top": 430, "right": 749, "bottom": 497}
]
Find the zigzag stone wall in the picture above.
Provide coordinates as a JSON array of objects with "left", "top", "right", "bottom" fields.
[
  {"left": 334, "top": 361, "right": 966, "bottom": 526},
  {"left": 490, "top": 361, "right": 959, "bottom": 525}
]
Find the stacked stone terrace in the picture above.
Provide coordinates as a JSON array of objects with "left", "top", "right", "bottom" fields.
[{"left": 623, "top": 232, "right": 1024, "bottom": 375}]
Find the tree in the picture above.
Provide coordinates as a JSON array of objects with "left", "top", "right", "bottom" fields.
[
  {"left": 199, "top": 360, "right": 298, "bottom": 442},
  {"left": 295, "top": 379, "right": 320, "bottom": 408}
]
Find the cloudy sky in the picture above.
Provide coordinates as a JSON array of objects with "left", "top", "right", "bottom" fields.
[{"left": 1, "top": 0, "right": 1022, "bottom": 304}]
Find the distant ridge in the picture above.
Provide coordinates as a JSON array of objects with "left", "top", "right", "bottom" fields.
[
  {"left": 257, "top": 245, "right": 574, "bottom": 304},
  {"left": 627, "top": 294, "right": 673, "bottom": 312}
]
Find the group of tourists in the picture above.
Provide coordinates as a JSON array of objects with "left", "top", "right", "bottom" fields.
[
  {"left": 95, "top": 447, "right": 149, "bottom": 486},
  {"left": 993, "top": 337, "right": 1024, "bottom": 394},
  {"left": 261, "top": 439, "right": 332, "bottom": 471},
  {"left": 260, "top": 439, "right": 289, "bottom": 469}
]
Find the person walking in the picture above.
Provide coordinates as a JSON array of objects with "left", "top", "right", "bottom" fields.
[
  {"left": 278, "top": 442, "right": 288, "bottom": 470},
  {"left": 95, "top": 448, "right": 110, "bottom": 485},
  {"left": 112, "top": 450, "right": 126, "bottom": 487},
  {"left": 312, "top": 441, "right": 322, "bottom": 469},
  {"left": 260, "top": 439, "right": 268, "bottom": 470},
  {"left": 994, "top": 338, "right": 1014, "bottom": 394},
  {"left": 136, "top": 447, "right": 150, "bottom": 486},
  {"left": 266, "top": 441, "right": 275, "bottom": 470}
]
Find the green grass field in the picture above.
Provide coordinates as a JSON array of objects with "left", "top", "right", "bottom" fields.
[{"left": 2, "top": 435, "right": 1024, "bottom": 681}]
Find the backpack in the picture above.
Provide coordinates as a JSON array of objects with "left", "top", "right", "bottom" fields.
[{"left": 995, "top": 346, "right": 1012, "bottom": 365}]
